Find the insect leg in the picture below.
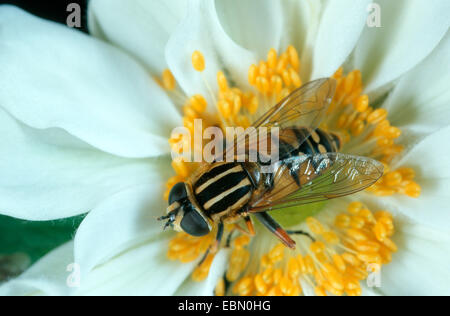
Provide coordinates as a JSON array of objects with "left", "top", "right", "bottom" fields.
[
  {"left": 214, "top": 274, "right": 232, "bottom": 296},
  {"left": 213, "top": 221, "right": 225, "bottom": 251},
  {"left": 286, "top": 230, "right": 315, "bottom": 242},
  {"left": 254, "top": 212, "right": 296, "bottom": 249},
  {"left": 225, "top": 216, "right": 255, "bottom": 247},
  {"left": 225, "top": 230, "right": 235, "bottom": 247},
  {"left": 232, "top": 205, "right": 255, "bottom": 236},
  {"left": 198, "top": 221, "right": 225, "bottom": 267},
  {"left": 232, "top": 223, "right": 252, "bottom": 236},
  {"left": 244, "top": 216, "right": 256, "bottom": 236}
]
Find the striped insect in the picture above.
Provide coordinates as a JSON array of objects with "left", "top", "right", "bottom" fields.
[{"left": 159, "top": 78, "right": 383, "bottom": 250}]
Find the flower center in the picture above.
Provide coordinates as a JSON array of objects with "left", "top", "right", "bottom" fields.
[
  {"left": 157, "top": 46, "right": 421, "bottom": 296},
  {"left": 230, "top": 202, "right": 396, "bottom": 296}
]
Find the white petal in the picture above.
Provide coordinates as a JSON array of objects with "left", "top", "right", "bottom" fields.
[
  {"left": 360, "top": 285, "right": 382, "bottom": 296},
  {"left": 353, "top": 0, "right": 450, "bottom": 93},
  {"left": 383, "top": 31, "right": 450, "bottom": 142},
  {"left": 165, "top": 0, "right": 256, "bottom": 105},
  {"left": 74, "top": 236, "right": 195, "bottom": 296},
  {"left": 382, "top": 127, "right": 450, "bottom": 231},
  {"left": 0, "top": 107, "right": 164, "bottom": 220},
  {"left": 309, "top": 0, "right": 372, "bottom": 79},
  {"left": 88, "top": 0, "right": 187, "bottom": 75},
  {"left": 280, "top": 0, "right": 317, "bottom": 80},
  {"left": 299, "top": 279, "right": 316, "bottom": 296},
  {"left": 215, "top": 0, "right": 284, "bottom": 58},
  {"left": 0, "top": 6, "right": 180, "bottom": 159},
  {"left": 74, "top": 180, "right": 171, "bottom": 275},
  {"left": 0, "top": 242, "right": 75, "bottom": 296},
  {"left": 379, "top": 218, "right": 450, "bottom": 295},
  {"left": 174, "top": 249, "right": 230, "bottom": 296}
]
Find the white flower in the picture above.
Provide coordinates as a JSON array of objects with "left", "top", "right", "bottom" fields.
[{"left": 0, "top": 0, "right": 450, "bottom": 296}]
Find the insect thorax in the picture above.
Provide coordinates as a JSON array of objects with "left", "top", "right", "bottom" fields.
[{"left": 191, "top": 162, "right": 254, "bottom": 219}]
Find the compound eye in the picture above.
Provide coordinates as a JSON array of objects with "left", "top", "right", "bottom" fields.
[
  {"left": 169, "top": 182, "right": 187, "bottom": 205},
  {"left": 180, "top": 205, "right": 210, "bottom": 237}
]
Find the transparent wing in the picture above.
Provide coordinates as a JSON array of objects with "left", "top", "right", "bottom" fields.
[
  {"left": 248, "top": 153, "right": 384, "bottom": 212},
  {"left": 216, "top": 78, "right": 336, "bottom": 161},
  {"left": 252, "top": 78, "right": 336, "bottom": 130}
]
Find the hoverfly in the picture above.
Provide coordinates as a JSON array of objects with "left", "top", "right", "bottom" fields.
[{"left": 159, "top": 78, "right": 383, "bottom": 251}]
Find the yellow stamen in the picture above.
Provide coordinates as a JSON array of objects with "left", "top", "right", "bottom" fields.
[
  {"left": 231, "top": 202, "right": 396, "bottom": 296},
  {"left": 355, "top": 95, "right": 369, "bottom": 112},
  {"left": 218, "top": 100, "right": 232, "bottom": 119},
  {"left": 289, "top": 68, "right": 302, "bottom": 88},
  {"left": 367, "top": 167, "right": 421, "bottom": 197},
  {"left": 168, "top": 232, "right": 214, "bottom": 264},
  {"left": 162, "top": 69, "right": 176, "bottom": 91},
  {"left": 217, "top": 71, "right": 228, "bottom": 92},
  {"left": 189, "top": 94, "right": 208, "bottom": 113},
  {"left": 192, "top": 253, "right": 215, "bottom": 281},
  {"left": 324, "top": 68, "right": 421, "bottom": 197},
  {"left": 215, "top": 278, "right": 225, "bottom": 296},
  {"left": 226, "top": 247, "right": 250, "bottom": 281},
  {"left": 248, "top": 64, "right": 258, "bottom": 86},
  {"left": 306, "top": 217, "right": 325, "bottom": 234},
  {"left": 287, "top": 45, "right": 300, "bottom": 71},
  {"left": 248, "top": 46, "right": 302, "bottom": 98},
  {"left": 267, "top": 48, "right": 278, "bottom": 69},
  {"left": 171, "top": 158, "right": 190, "bottom": 178},
  {"left": 192, "top": 50, "right": 206, "bottom": 72},
  {"left": 367, "top": 109, "right": 388, "bottom": 125}
]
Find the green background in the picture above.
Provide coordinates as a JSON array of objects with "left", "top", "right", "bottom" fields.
[{"left": 0, "top": 214, "right": 85, "bottom": 264}]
